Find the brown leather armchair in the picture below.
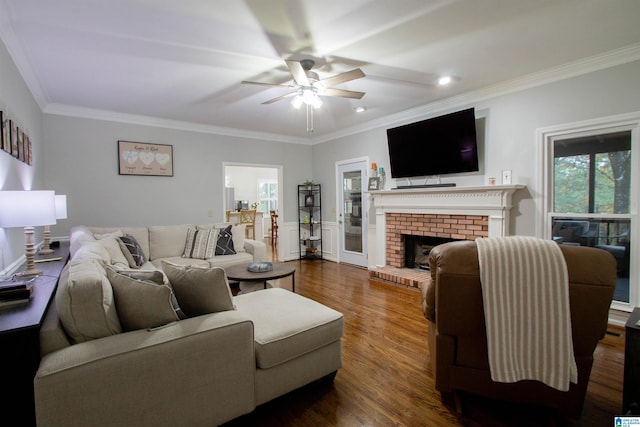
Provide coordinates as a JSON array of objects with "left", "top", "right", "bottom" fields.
[{"left": 421, "top": 240, "right": 616, "bottom": 419}]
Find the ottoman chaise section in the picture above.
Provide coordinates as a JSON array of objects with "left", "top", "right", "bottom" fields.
[{"left": 234, "top": 288, "right": 344, "bottom": 369}]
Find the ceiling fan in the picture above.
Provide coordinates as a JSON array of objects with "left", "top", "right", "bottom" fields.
[
  {"left": 241, "top": 58, "right": 365, "bottom": 107},
  {"left": 242, "top": 59, "right": 365, "bottom": 133}
]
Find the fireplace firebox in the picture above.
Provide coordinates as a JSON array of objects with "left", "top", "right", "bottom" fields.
[{"left": 404, "top": 235, "right": 456, "bottom": 270}]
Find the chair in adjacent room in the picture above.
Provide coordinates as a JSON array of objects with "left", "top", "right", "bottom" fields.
[
  {"left": 269, "top": 210, "right": 279, "bottom": 246},
  {"left": 239, "top": 209, "right": 256, "bottom": 240},
  {"left": 420, "top": 239, "right": 616, "bottom": 420}
]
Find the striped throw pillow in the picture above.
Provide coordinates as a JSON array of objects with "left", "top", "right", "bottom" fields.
[{"left": 182, "top": 227, "right": 218, "bottom": 260}]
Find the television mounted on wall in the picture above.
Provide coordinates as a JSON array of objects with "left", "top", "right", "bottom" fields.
[{"left": 386, "top": 108, "right": 479, "bottom": 179}]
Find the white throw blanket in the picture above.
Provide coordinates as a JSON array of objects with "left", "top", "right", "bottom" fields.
[{"left": 476, "top": 236, "right": 577, "bottom": 391}]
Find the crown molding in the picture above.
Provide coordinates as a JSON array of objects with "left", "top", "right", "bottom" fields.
[
  {"left": 42, "top": 104, "right": 311, "bottom": 145},
  {"left": 3, "top": 1, "right": 640, "bottom": 147},
  {"left": 311, "top": 42, "right": 640, "bottom": 145}
]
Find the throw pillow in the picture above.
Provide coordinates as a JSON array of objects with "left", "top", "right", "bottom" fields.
[
  {"left": 182, "top": 227, "right": 218, "bottom": 260},
  {"left": 106, "top": 268, "right": 183, "bottom": 331},
  {"left": 118, "top": 234, "right": 146, "bottom": 268},
  {"left": 231, "top": 224, "right": 246, "bottom": 253},
  {"left": 96, "top": 235, "right": 130, "bottom": 269},
  {"left": 215, "top": 224, "right": 236, "bottom": 255},
  {"left": 162, "top": 261, "right": 235, "bottom": 317},
  {"left": 115, "top": 269, "right": 165, "bottom": 285}
]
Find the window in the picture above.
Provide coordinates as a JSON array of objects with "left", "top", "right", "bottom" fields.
[
  {"left": 258, "top": 180, "right": 278, "bottom": 213},
  {"left": 541, "top": 113, "right": 638, "bottom": 311},
  {"left": 553, "top": 132, "right": 631, "bottom": 214}
]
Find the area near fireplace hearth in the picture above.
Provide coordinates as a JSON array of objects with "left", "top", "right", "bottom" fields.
[{"left": 368, "top": 185, "right": 525, "bottom": 289}]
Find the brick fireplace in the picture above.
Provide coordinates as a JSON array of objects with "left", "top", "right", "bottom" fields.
[
  {"left": 369, "top": 185, "right": 523, "bottom": 288},
  {"left": 385, "top": 213, "right": 488, "bottom": 268}
]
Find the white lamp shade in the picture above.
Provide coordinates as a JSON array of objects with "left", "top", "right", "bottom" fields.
[
  {"left": 0, "top": 191, "right": 57, "bottom": 228},
  {"left": 55, "top": 195, "right": 68, "bottom": 219}
]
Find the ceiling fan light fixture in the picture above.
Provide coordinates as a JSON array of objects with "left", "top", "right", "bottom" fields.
[{"left": 291, "top": 94, "right": 304, "bottom": 109}]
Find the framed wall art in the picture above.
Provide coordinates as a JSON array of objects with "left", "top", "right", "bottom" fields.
[
  {"left": 304, "top": 194, "right": 315, "bottom": 207},
  {"left": 1, "top": 111, "right": 8, "bottom": 153},
  {"left": 10, "top": 120, "right": 18, "bottom": 158},
  {"left": 118, "top": 140, "right": 173, "bottom": 176},
  {"left": 368, "top": 177, "right": 380, "bottom": 191}
]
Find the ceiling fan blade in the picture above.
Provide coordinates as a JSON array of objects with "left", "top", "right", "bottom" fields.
[
  {"left": 322, "top": 88, "right": 365, "bottom": 99},
  {"left": 262, "top": 92, "right": 297, "bottom": 104},
  {"left": 318, "top": 68, "right": 365, "bottom": 87},
  {"left": 285, "top": 60, "right": 310, "bottom": 86},
  {"left": 241, "top": 80, "right": 296, "bottom": 89}
]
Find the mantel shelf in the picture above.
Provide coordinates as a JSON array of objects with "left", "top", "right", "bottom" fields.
[{"left": 368, "top": 184, "right": 525, "bottom": 196}]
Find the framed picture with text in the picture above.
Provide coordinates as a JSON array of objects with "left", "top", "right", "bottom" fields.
[
  {"left": 118, "top": 140, "right": 173, "bottom": 176},
  {"left": 368, "top": 177, "right": 380, "bottom": 191}
]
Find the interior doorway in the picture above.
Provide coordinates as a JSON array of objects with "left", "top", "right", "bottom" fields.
[{"left": 223, "top": 163, "right": 283, "bottom": 248}]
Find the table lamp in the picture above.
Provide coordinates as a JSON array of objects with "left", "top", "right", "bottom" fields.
[
  {"left": 0, "top": 190, "right": 57, "bottom": 276},
  {"left": 40, "top": 194, "right": 67, "bottom": 254}
]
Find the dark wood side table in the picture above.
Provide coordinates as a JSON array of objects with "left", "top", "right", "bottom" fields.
[
  {"left": 624, "top": 307, "right": 640, "bottom": 414},
  {"left": 0, "top": 242, "right": 69, "bottom": 426}
]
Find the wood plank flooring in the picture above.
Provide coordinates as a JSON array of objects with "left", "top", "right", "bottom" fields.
[{"left": 224, "top": 248, "right": 625, "bottom": 426}]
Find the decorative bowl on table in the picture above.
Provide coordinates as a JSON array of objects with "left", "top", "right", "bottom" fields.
[{"left": 247, "top": 262, "right": 273, "bottom": 272}]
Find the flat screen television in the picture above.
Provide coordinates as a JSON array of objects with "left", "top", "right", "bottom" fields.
[{"left": 386, "top": 108, "right": 479, "bottom": 178}]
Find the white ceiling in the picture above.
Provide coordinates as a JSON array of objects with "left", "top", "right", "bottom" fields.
[{"left": 2, "top": 0, "right": 640, "bottom": 142}]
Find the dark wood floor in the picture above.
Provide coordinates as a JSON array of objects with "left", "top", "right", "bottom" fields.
[{"left": 224, "top": 243, "right": 625, "bottom": 426}]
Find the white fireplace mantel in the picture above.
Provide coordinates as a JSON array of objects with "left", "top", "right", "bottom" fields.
[{"left": 369, "top": 184, "right": 525, "bottom": 267}]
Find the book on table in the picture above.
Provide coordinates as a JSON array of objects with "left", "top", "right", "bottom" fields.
[{"left": 0, "top": 278, "right": 35, "bottom": 304}]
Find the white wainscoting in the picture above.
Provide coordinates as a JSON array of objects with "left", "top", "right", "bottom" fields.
[{"left": 279, "top": 221, "right": 338, "bottom": 262}]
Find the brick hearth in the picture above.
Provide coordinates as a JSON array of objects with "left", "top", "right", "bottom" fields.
[{"left": 370, "top": 212, "right": 488, "bottom": 289}]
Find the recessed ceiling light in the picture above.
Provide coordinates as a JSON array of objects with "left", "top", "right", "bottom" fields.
[
  {"left": 438, "top": 76, "right": 452, "bottom": 86},
  {"left": 354, "top": 106, "right": 367, "bottom": 113}
]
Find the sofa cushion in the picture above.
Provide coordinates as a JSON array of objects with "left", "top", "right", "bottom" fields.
[
  {"left": 215, "top": 225, "right": 236, "bottom": 255},
  {"left": 69, "top": 226, "right": 98, "bottom": 258},
  {"left": 162, "top": 261, "right": 235, "bottom": 317},
  {"left": 230, "top": 224, "right": 246, "bottom": 253},
  {"left": 118, "top": 234, "right": 146, "bottom": 268},
  {"left": 149, "top": 224, "right": 192, "bottom": 260},
  {"left": 150, "top": 256, "right": 210, "bottom": 269},
  {"left": 183, "top": 227, "right": 218, "bottom": 260},
  {"left": 73, "top": 241, "right": 110, "bottom": 263},
  {"left": 94, "top": 232, "right": 130, "bottom": 269},
  {"left": 208, "top": 252, "right": 253, "bottom": 269},
  {"left": 56, "top": 259, "right": 122, "bottom": 344},
  {"left": 106, "top": 268, "right": 182, "bottom": 331},
  {"left": 234, "top": 288, "right": 344, "bottom": 369},
  {"left": 87, "top": 227, "right": 150, "bottom": 259}
]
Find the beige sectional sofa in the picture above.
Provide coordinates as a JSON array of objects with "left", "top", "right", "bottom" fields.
[{"left": 34, "top": 224, "right": 344, "bottom": 426}]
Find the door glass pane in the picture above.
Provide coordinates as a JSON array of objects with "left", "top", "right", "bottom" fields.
[{"left": 343, "top": 171, "right": 363, "bottom": 253}]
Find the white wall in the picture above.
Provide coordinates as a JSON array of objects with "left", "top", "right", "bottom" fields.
[
  {"left": 0, "top": 39, "right": 46, "bottom": 273},
  {"left": 42, "top": 114, "right": 312, "bottom": 238}
]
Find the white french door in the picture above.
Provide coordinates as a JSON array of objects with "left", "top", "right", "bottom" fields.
[{"left": 337, "top": 160, "right": 368, "bottom": 267}]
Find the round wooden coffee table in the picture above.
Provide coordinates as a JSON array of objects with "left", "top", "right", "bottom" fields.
[{"left": 225, "top": 262, "right": 296, "bottom": 293}]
